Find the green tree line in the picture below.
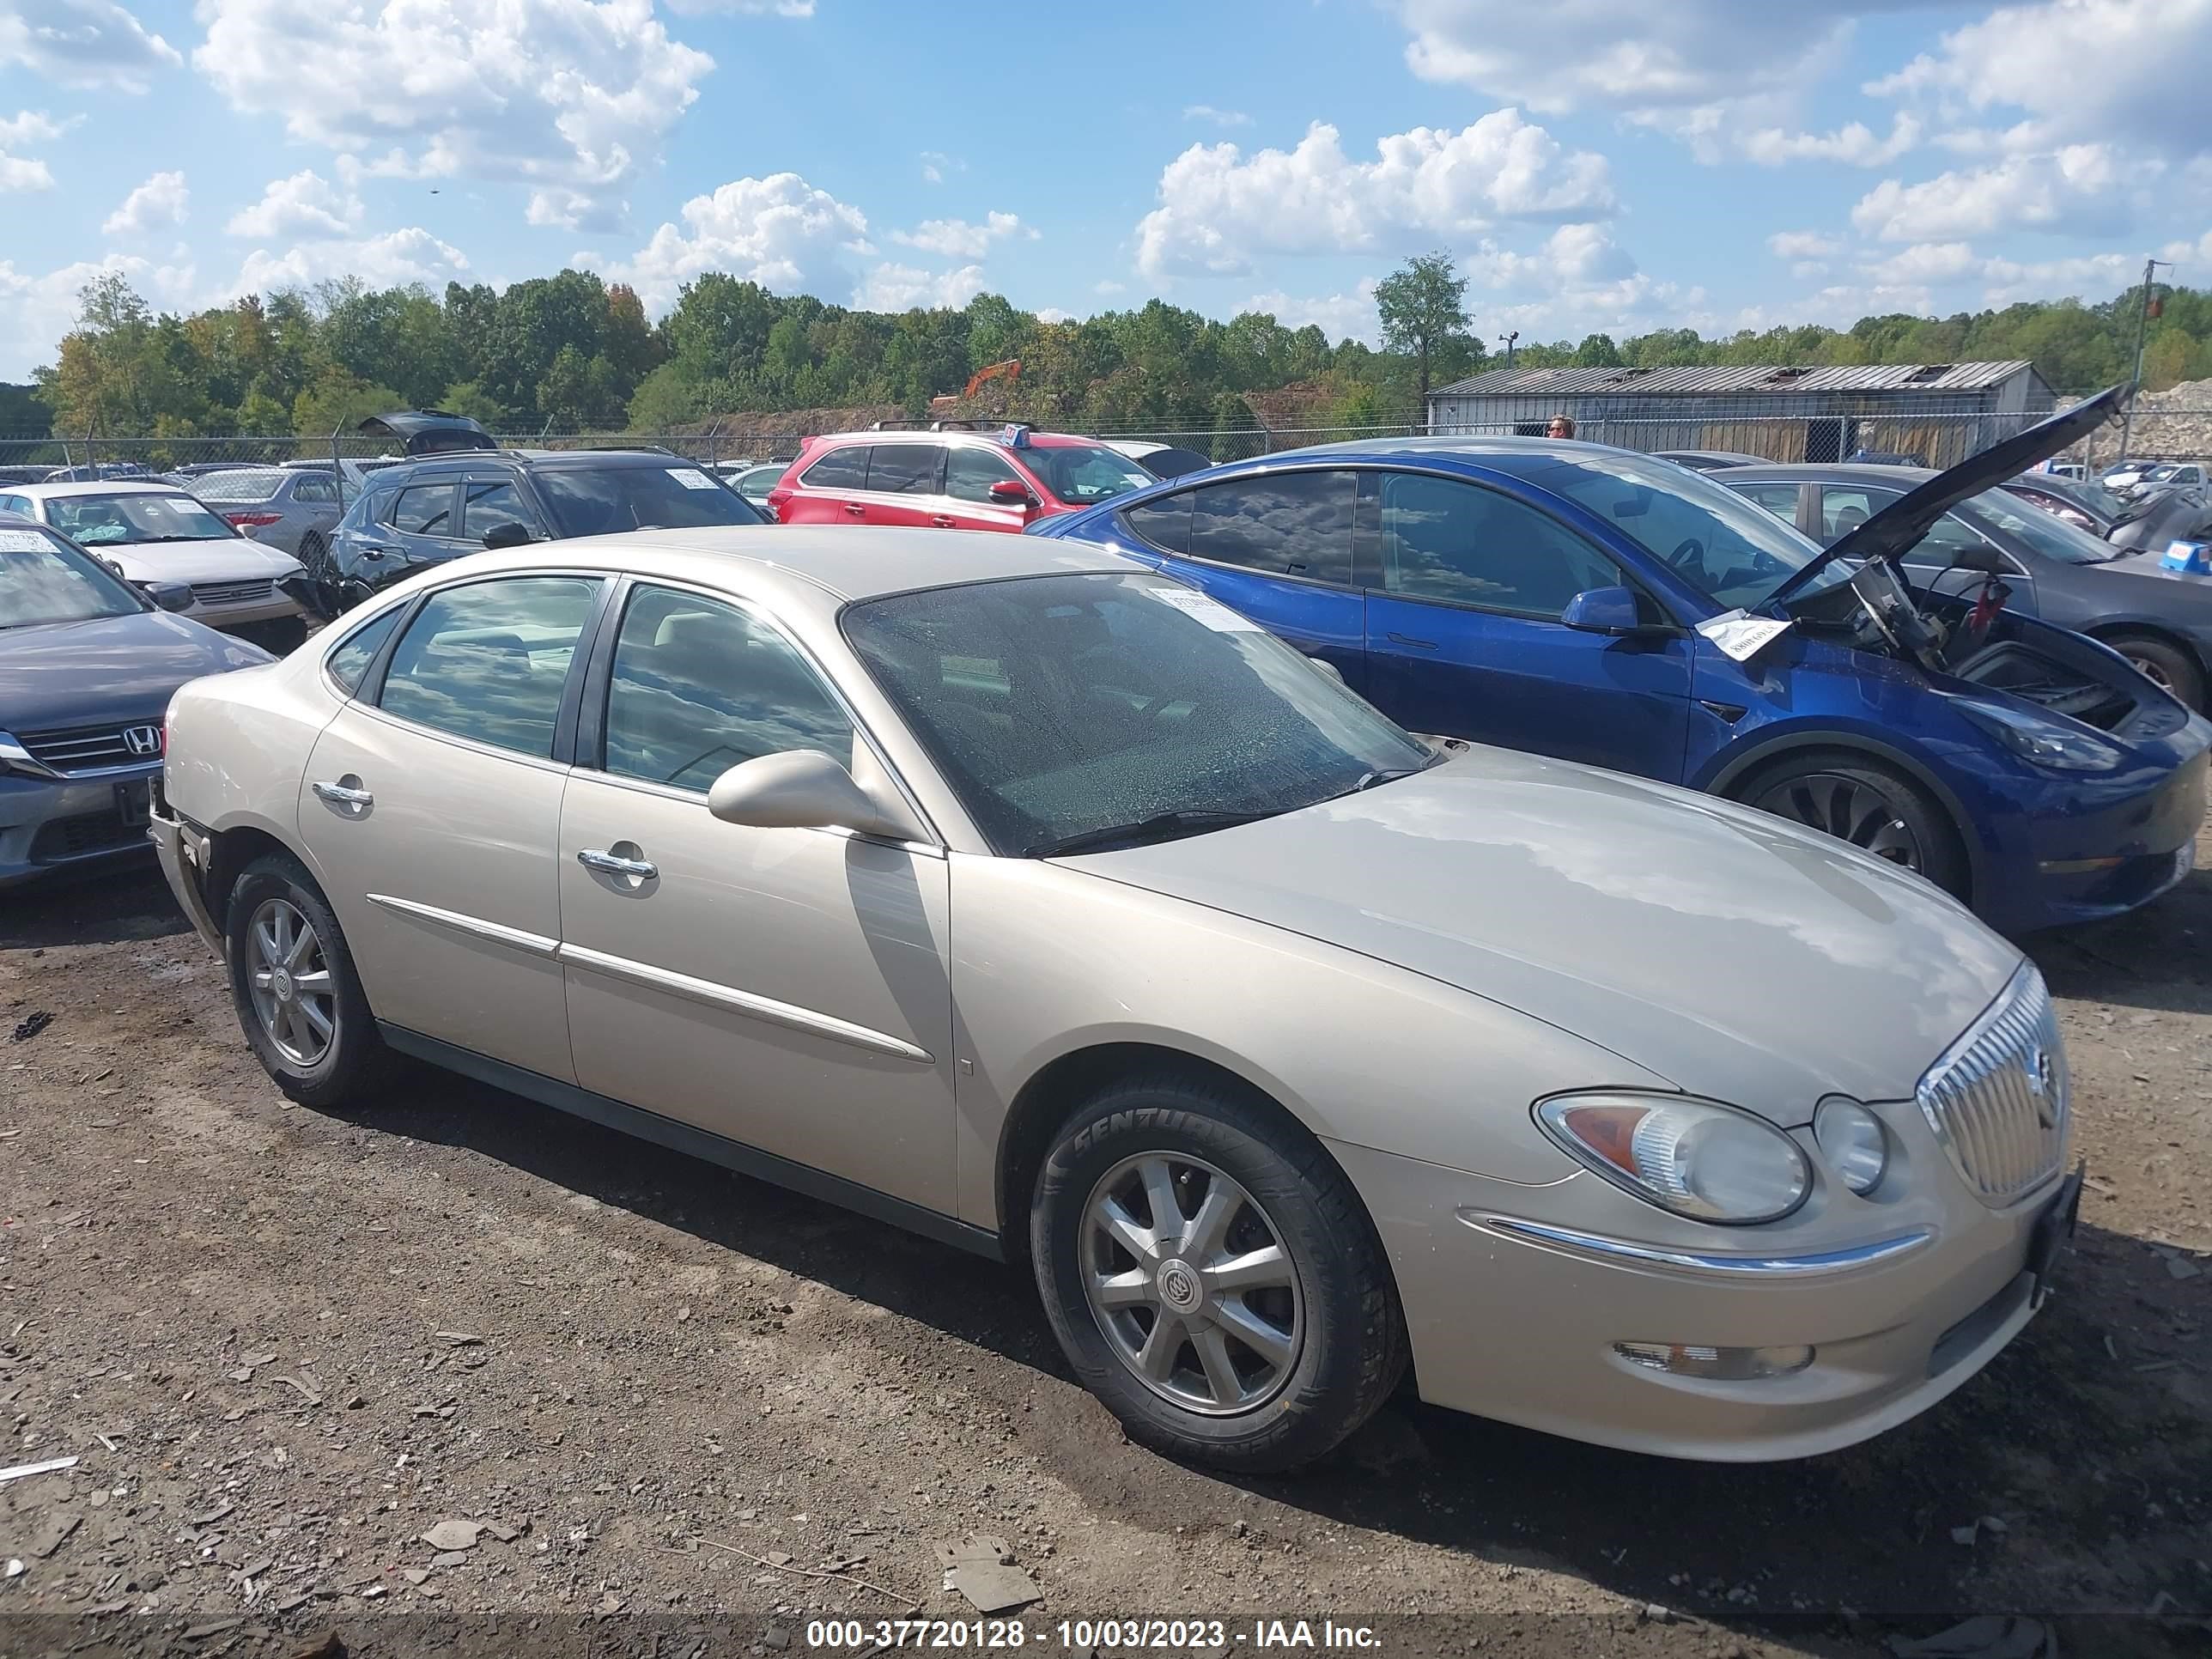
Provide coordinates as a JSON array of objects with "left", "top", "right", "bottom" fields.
[{"left": 11, "top": 256, "right": 2212, "bottom": 443}]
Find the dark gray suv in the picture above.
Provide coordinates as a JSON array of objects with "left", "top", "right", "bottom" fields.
[{"left": 320, "top": 449, "right": 767, "bottom": 611}]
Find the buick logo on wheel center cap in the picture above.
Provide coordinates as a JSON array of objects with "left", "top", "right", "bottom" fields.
[
  {"left": 270, "top": 969, "right": 295, "bottom": 1002},
  {"left": 1156, "top": 1258, "right": 1202, "bottom": 1313}
]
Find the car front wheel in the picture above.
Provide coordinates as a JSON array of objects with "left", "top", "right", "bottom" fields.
[
  {"left": 1030, "top": 1072, "right": 1406, "bottom": 1472},
  {"left": 225, "top": 854, "right": 389, "bottom": 1109},
  {"left": 1736, "top": 749, "right": 1967, "bottom": 898}
]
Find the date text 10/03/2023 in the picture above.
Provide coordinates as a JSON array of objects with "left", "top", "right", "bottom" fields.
[{"left": 804, "top": 1619, "right": 1382, "bottom": 1649}]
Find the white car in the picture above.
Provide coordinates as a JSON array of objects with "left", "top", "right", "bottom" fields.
[{"left": 0, "top": 480, "right": 310, "bottom": 647}]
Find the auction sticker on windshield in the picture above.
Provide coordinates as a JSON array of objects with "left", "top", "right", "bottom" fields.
[
  {"left": 667, "top": 467, "right": 718, "bottom": 490},
  {"left": 1151, "top": 586, "right": 1259, "bottom": 631},
  {"left": 0, "top": 530, "right": 52, "bottom": 552}
]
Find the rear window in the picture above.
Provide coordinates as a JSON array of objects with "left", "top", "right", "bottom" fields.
[
  {"left": 532, "top": 465, "right": 765, "bottom": 537},
  {"left": 190, "top": 470, "right": 289, "bottom": 502},
  {"left": 799, "top": 446, "right": 869, "bottom": 490}
]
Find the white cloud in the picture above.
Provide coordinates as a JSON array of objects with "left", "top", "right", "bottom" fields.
[
  {"left": 0, "top": 109, "right": 70, "bottom": 145},
  {"left": 0, "top": 252, "right": 198, "bottom": 380},
  {"left": 918, "top": 149, "right": 962, "bottom": 185},
  {"left": 0, "top": 153, "right": 50, "bottom": 191},
  {"left": 1799, "top": 281, "right": 1936, "bottom": 323},
  {"left": 1034, "top": 306, "right": 1076, "bottom": 324},
  {"left": 103, "top": 169, "right": 188, "bottom": 235},
  {"left": 0, "top": 0, "right": 179, "bottom": 90},
  {"left": 232, "top": 227, "right": 470, "bottom": 295},
  {"left": 1858, "top": 240, "right": 1978, "bottom": 285},
  {"left": 854, "top": 262, "right": 987, "bottom": 312},
  {"left": 1463, "top": 222, "right": 1636, "bottom": 292},
  {"left": 1092, "top": 279, "right": 1127, "bottom": 296},
  {"left": 226, "top": 168, "right": 362, "bottom": 238},
  {"left": 1183, "top": 105, "right": 1251, "bottom": 127},
  {"left": 1850, "top": 144, "right": 2125, "bottom": 240},
  {"left": 192, "top": 0, "right": 715, "bottom": 229},
  {"left": 1869, "top": 0, "right": 2212, "bottom": 160},
  {"left": 1767, "top": 230, "right": 1842, "bottom": 260},
  {"left": 608, "top": 171, "right": 871, "bottom": 310},
  {"left": 1237, "top": 281, "right": 1382, "bottom": 344},
  {"left": 1135, "top": 113, "right": 1616, "bottom": 278},
  {"left": 1740, "top": 112, "right": 1920, "bottom": 167},
  {"left": 891, "top": 210, "right": 1033, "bottom": 260},
  {"left": 1393, "top": 0, "right": 1869, "bottom": 116},
  {"left": 1978, "top": 250, "right": 2139, "bottom": 304}
]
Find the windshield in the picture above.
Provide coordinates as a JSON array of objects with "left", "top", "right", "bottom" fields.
[
  {"left": 1020, "top": 444, "right": 1157, "bottom": 507},
  {"left": 2015, "top": 474, "right": 2128, "bottom": 522},
  {"left": 189, "top": 469, "right": 289, "bottom": 503},
  {"left": 1521, "top": 450, "right": 1833, "bottom": 607},
  {"left": 1958, "top": 489, "right": 2124, "bottom": 565},
  {"left": 0, "top": 525, "right": 149, "bottom": 626},
  {"left": 533, "top": 463, "right": 766, "bottom": 537},
  {"left": 46, "top": 491, "right": 237, "bottom": 545},
  {"left": 842, "top": 571, "right": 1436, "bottom": 856}
]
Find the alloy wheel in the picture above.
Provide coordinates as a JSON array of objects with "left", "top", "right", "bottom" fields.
[
  {"left": 246, "top": 896, "right": 337, "bottom": 1066},
  {"left": 2127, "top": 653, "right": 2175, "bottom": 695},
  {"left": 1753, "top": 771, "right": 1924, "bottom": 869},
  {"left": 1079, "top": 1152, "right": 1304, "bottom": 1415}
]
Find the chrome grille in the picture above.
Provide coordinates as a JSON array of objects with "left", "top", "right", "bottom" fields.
[
  {"left": 191, "top": 578, "right": 275, "bottom": 607},
  {"left": 1917, "top": 963, "right": 2069, "bottom": 1206},
  {"left": 16, "top": 723, "right": 160, "bottom": 775}
]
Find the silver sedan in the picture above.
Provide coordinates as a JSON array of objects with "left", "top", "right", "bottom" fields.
[{"left": 152, "top": 529, "right": 2081, "bottom": 1471}]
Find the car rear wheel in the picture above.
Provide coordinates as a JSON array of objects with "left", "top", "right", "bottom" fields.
[
  {"left": 225, "top": 854, "right": 390, "bottom": 1109},
  {"left": 2102, "top": 630, "right": 2206, "bottom": 712},
  {"left": 1735, "top": 750, "right": 1968, "bottom": 898},
  {"left": 1030, "top": 1072, "right": 1406, "bottom": 1472}
]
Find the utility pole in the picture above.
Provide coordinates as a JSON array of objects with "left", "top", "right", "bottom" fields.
[
  {"left": 2118, "top": 255, "right": 2172, "bottom": 462},
  {"left": 1498, "top": 331, "right": 1518, "bottom": 370}
]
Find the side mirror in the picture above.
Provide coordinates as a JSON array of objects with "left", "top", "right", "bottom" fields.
[
  {"left": 707, "top": 750, "right": 925, "bottom": 842},
  {"left": 482, "top": 522, "right": 534, "bottom": 550},
  {"left": 1559, "top": 585, "right": 1650, "bottom": 635},
  {"left": 988, "top": 479, "right": 1036, "bottom": 509},
  {"left": 1946, "top": 543, "right": 2008, "bottom": 576},
  {"left": 1306, "top": 654, "right": 1345, "bottom": 685},
  {"left": 145, "top": 579, "right": 195, "bottom": 613}
]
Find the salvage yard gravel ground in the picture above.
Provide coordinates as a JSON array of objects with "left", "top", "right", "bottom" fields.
[{"left": 1, "top": 816, "right": 2208, "bottom": 1658}]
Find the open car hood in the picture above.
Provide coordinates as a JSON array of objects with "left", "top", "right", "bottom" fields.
[{"left": 1769, "top": 384, "right": 2131, "bottom": 605}]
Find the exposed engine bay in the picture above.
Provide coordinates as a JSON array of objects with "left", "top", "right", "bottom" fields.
[{"left": 1783, "top": 553, "right": 2163, "bottom": 735}]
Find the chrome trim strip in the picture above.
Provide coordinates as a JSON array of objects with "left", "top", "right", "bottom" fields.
[
  {"left": 556, "top": 941, "right": 933, "bottom": 1064},
  {"left": 364, "top": 893, "right": 561, "bottom": 958},
  {"left": 0, "top": 729, "right": 162, "bottom": 781},
  {"left": 1462, "top": 1212, "right": 1936, "bottom": 1278}
]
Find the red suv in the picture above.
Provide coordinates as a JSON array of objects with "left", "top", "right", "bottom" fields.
[{"left": 766, "top": 423, "right": 1160, "bottom": 532}]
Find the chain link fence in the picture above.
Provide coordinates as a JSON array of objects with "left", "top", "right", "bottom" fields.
[{"left": 8, "top": 399, "right": 2210, "bottom": 487}]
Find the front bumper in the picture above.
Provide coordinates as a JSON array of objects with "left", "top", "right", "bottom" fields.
[
  {"left": 0, "top": 765, "right": 161, "bottom": 888},
  {"left": 150, "top": 808, "right": 226, "bottom": 957},
  {"left": 1332, "top": 1138, "right": 2070, "bottom": 1462},
  {"left": 1979, "top": 742, "right": 2208, "bottom": 933}
]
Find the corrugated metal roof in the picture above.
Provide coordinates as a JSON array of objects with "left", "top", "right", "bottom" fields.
[{"left": 1429, "top": 362, "right": 2040, "bottom": 398}]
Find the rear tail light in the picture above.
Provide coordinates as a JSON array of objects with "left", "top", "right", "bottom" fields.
[{"left": 225, "top": 512, "right": 282, "bottom": 530}]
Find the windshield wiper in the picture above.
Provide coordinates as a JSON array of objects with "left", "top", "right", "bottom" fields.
[
  {"left": 128, "top": 534, "right": 228, "bottom": 544},
  {"left": 1026, "top": 808, "right": 1278, "bottom": 859}
]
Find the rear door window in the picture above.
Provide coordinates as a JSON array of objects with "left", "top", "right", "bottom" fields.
[
  {"left": 1185, "top": 471, "right": 1355, "bottom": 584},
  {"left": 391, "top": 482, "right": 459, "bottom": 537},
  {"left": 865, "top": 444, "right": 945, "bottom": 495},
  {"left": 1121, "top": 492, "right": 1193, "bottom": 556},
  {"left": 799, "top": 446, "right": 869, "bottom": 490}
]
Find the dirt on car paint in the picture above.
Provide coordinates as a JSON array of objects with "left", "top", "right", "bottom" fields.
[{"left": 0, "top": 821, "right": 2207, "bottom": 1658}]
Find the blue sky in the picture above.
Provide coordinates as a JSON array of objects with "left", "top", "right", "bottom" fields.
[{"left": 3, "top": 0, "right": 2210, "bottom": 379}]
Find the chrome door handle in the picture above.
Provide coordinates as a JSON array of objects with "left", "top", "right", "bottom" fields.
[
  {"left": 843, "top": 502, "right": 866, "bottom": 517},
  {"left": 311, "top": 781, "right": 374, "bottom": 806},
  {"left": 577, "top": 848, "right": 659, "bottom": 880}
]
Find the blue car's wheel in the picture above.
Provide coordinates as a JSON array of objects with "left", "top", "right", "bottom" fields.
[{"left": 1739, "top": 751, "right": 1967, "bottom": 898}]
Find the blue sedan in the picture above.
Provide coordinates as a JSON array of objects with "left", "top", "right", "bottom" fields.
[{"left": 1032, "top": 390, "right": 2209, "bottom": 934}]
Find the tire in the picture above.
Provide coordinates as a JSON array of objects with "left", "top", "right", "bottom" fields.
[
  {"left": 1734, "top": 748, "right": 1968, "bottom": 899},
  {"left": 224, "top": 853, "right": 391, "bottom": 1109},
  {"left": 2102, "top": 630, "right": 2206, "bottom": 713},
  {"left": 1030, "top": 1071, "right": 1407, "bottom": 1473}
]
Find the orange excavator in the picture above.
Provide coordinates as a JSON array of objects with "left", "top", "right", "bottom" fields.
[{"left": 962, "top": 358, "right": 1020, "bottom": 401}]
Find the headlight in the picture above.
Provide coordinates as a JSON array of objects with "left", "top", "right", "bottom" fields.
[
  {"left": 1813, "top": 1098, "right": 1888, "bottom": 1195},
  {"left": 1535, "top": 1092, "right": 1811, "bottom": 1225},
  {"left": 1953, "top": 697, "right": 2124, "bottom": 772}
]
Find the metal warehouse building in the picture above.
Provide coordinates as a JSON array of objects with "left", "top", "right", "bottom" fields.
[{"left": 1424, "top": 361, "right": 2057, "bottom": 468}]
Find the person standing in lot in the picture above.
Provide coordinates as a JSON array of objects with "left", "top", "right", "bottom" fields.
[{"left": 1547, "top": 414, "right": 1577, "bottom": 439}]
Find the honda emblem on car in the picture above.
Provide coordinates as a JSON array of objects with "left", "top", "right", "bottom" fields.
[{"left": 124, "top": 725, "right": 162, "bottom": 757}]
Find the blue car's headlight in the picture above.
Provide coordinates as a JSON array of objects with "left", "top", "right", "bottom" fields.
[{"left": 1952, "top": 697, "right": 2125, "bottom": 772}]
